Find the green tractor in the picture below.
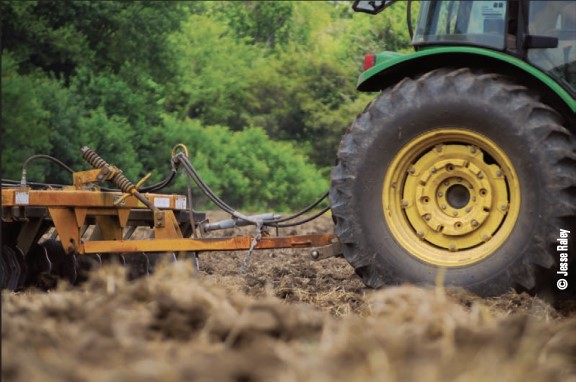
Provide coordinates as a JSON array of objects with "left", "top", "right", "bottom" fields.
[{"left": 330, "top": 0, "right": 575, "bottom": 297}]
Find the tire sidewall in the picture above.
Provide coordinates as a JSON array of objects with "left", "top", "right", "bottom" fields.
[{"left": 355, "top": 92, "right": 547, "bottom": 294}]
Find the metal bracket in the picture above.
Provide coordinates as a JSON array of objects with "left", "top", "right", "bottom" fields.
[{"left": 310, "top": 240, "right": 342, "bottom": 261}]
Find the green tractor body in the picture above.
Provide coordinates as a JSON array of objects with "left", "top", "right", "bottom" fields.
[
  {"left": 329, "top": 1, "right": 575, "bottom": 298},
  {"left": 356, "top": 0, "right": 575, "bottom": 118}
]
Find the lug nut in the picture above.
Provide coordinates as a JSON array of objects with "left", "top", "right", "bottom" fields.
[
  {"left": 437, "top": 191, "right": 444, "bottom": 197},
  {"left": 417, "top": 230, "right": 425, "bottom": 238},
  {"left": 453, "top": 211, "right": 458, "bottom": 217},
  {"left": 471, "top": 219, "right": 478, "bottom": 227},
  {"left": 424, "top": 214, "right": 431, "bottom": 221},
  {"left": 402, "top": 200, "right": 409, "bottom": 207}
]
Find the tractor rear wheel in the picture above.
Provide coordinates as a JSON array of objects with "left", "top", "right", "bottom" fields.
[{"left": 330, "top": 68, "right": 576, "bottom": 297}]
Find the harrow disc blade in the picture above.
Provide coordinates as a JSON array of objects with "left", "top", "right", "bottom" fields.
[
  {"left": 25, "top": 243, "right": 54, "bottom": 289},
  {"left": 42, "top": 239, "right": 78, "bottom": 286},
  {"left": 1, "top": 245, "right": 27, "bottom": 291},
  {"left": 122, "top": 252, "right": 151, "bottom": 281},
  {"left": 76, "top": 254, "right": 103, "bottom": 284},
  {"left": 0, "top": 249, "right": 8, "bottom": 289}
]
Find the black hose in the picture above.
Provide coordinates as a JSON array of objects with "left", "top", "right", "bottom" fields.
[
  {"left": 2, "top": 179, "right": 69, "bottom": 189},
  {"left": 173, "top": 152, "right": 331, "bottom": 228},
  {"left": 22, "top": 154, "right": 74, "bottom": 175},
  {"left": 270, "top": 191, "right": 329, "bottom": 223},
  {"left": 266, "top": 205, "right": 331, "bottom": 228}
]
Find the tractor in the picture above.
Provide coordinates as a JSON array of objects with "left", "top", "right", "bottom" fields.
[{"left": 330, "top": 0, "right": 575, "bottom": 297}]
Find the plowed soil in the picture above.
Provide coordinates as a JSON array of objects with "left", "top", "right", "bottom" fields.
[{"left": 2, "top": 212, "right": 576, "bottom": 382}]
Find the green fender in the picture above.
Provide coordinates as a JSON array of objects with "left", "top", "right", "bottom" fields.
[{"left": 358, "top": 47, "right": 575, "bottom": 125}]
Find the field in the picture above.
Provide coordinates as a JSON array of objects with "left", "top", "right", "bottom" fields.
[{"left": 2, "top": 213, "right": 576, "bottom": 382}]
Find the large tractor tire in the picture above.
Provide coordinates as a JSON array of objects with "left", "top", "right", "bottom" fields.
[{"left": 330, "top": 68, "right": 576, "bottom": 297}]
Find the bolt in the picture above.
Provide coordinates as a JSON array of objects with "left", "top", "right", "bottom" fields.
[
  {"left": 436, "top": 145, "right": 443, "bottom": 152},
  {"left": 482, "top": 233, "right": 492, "bottom": 242},
  {"left": 409, "top": 167, "right": 416, "bottom": 175},
  {"left": 392, "top": 182, "right": 397, "bottom": 189},
  {"left": 496, "top": 170, "right": 502, "bottom": 177},
  {"left": 437, "top": 191, "right": 444, "bottom": 197},
  {"left": 501, "top": 204, "right": 508, "bottom": 211},
  {"left": 424, "top": 214, "right": 431, "bottom": 221},
  {"left": 453, "top": 211, "right": 458, "bottom": 217},
  {"left": 471, "top": 219, "right": 479, "bottom": 227},
  {"left": 449, "top": 244, "right": 456, "bottom": 252},
  {"left": 472, "top": 196, "right": 477, "bottom": 202},
  {"left": 470, "top": 146, "right": 477, "bottom": 154},
  {"left": 431, "top": 167, "right": 437, "bottom": 174},
  {"left": 465, "top": 207, "right": 472, "bottom": 213},
  {"left": 402, "top": 200, "right": 409, "bottom": 208},
  {"left": 477, "top": 172, "right": 484, "bottom": 179},
  {"left": 417, "top": 230, "right": 425, "bottom": 238},
  {"left": 311, "top": 250, "right": 320, "bottom": 260},
  {"left": 443, "top": 180, "right": 450, "bottom": 186},
  {"left": 441, "top": 204, "right": 447, "bottom": 210},
  {"left": 456, "top": 177, "right": 462, "bottom": 182}
]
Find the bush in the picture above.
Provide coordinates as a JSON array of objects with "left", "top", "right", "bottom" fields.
[{"left": 162, "top": 116, "right": 328, "bottom": 212}]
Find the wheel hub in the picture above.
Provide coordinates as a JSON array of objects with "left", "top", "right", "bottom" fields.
[
  {"left": 446, "top": 184, "right": 469, "bottom": 209},
  {"left": 403, "top": 144, "right": 509, "bottom": 250},
  {"left": 383, "top": 129, "right": 520, "bottom": 266}
]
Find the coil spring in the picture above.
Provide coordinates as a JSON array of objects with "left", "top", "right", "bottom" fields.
[
  {"left": 111, "top": 172, "right": 134, "bottom": 193},
  {"left": 81, "top": 146, "right": 135, "bottom": 193},
  {"left": 81, "top": 146, "right": 108, "bottom": 169}
]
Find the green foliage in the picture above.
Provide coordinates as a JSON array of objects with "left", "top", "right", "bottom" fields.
[
  {"left": 208, "top": 1, "right": 300, "bottom": 49},
  {"left": 161, "top": 117, "right": 328, "bottom": 211},
  {"left": 1, "top": 54, "right": 52, "bottom": 181},
  {"left": 166, "top": 14, "right": 260, "bottom": 130},
  {"left": 1, "top": 0, "right": 412, "bottom": 210}
]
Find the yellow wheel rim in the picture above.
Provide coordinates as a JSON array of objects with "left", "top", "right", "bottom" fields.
[{"left": 383, "top": 129, "right": 520, "bottom": 267}]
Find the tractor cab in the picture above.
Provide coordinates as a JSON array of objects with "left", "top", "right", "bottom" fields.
[{"left": 354, "top": 0, "right": 576, "bottom": 93}]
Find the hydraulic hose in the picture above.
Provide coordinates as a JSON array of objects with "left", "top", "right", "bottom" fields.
[{"left": 172, "top": 152, "right": 330, "bottom": 228}]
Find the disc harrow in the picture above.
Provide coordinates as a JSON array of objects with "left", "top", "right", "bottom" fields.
[{"left": 1, "top": 145, "right": 338, "bottom": 291}]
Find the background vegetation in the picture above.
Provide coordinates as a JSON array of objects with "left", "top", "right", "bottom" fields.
[{"left": 1, "top": 1, "right": 411, "bottom": 211}]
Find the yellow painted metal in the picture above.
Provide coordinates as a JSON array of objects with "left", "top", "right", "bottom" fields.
[
  {"left": 80, "top": 233, "right": 336, "bottom": 254},
  {"left": 1, "top": 189, "right": 186, "bottom": 210},
  {"left": 383, "top": 129, "right": 520, "bottom": 267},
  {"left": 154, "top": 210, "right": 183, "bottom": 239},
  {"left": 171, "top": 143, "right": 190, "bottom": 158},
  {"left": 2, "top": 186, "right": 336, "bottom": 256},
  {"left": 72, "top": 169, "right": 102, "bottom": 189},
  {"left": 48, "top": 207, "right": 81, "bottom": 254}
]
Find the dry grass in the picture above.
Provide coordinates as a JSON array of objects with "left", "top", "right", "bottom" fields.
[{"left": 2, "top": 214, "right": 576, "bottom": 382}]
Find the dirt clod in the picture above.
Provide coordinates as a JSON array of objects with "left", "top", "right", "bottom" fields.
[{"left": 3, "top": 213, "right": 575, "bottom": 381}]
